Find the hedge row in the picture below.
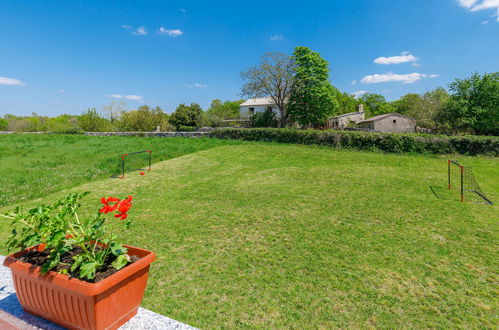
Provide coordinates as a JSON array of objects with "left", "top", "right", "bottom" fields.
[{"left": 209, "top": 128, "right": 499, "bottom": 156}]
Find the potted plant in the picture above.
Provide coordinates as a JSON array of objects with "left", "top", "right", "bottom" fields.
[{"left": 2, "top": 192, "right": 156, "bottom": 330}]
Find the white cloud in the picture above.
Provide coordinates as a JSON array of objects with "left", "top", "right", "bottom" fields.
[
  {"left": 186, "top": 83, "right": 207, "bottom": 88},
  {"left": 482, "top": 19, "right": 489, "bottom": 23},
  {"left": 270, "top": 34, "right": 284, "bottom": 41},
  {"left": 59, "top": 89, "right": 65, "bottom": 93},
  {"left": 458, "top": 0, "right": 499, "bottom": 21},
  {"left": 179, "top": 8, "right": 187, "bottom": 13},
  {"left": 157, "top": 27, "right": 183, "bottom": 37},
  {"left": 132, "top": 26, "right": 148, "bottom": 35},
  {"left": 0, "top": 77, "right": 25, "bottom": 86},
  {"left": 360, "top": 73, "right": 439, "bottom": 84},
  {"left": 107, "top": 94, "right": 144, "bottom": 102},
  {"left": 122, "top": 25, "right": 148, "bottom": 35},
  {"left": 374, "top": 52, "right": 418, "bottom": 65},
  {"left": 351, "top": 90, "right": 368, "bottom": 98},
  {"left": 351, "top": 80, "right": 357, "bottom": 85}
]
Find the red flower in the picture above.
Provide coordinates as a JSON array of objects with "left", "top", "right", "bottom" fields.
[
  {"left": 115, "top": 195, "right": 132, "bottom": 220},
  {"left": 115, "top": 212, "right": 128, "bottom": 220},
  {"left": 140, "top": 172, "right": 145, "bottom": 176},
  {"left": 99, "top": 197, "right": 120, "bottom": 214},
  {"left": 65, "top": 234, "right": 74, "bottom": 239}
]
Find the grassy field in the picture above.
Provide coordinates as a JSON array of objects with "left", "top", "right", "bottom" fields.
[
  {"left": 0, "top": 134, "right": 243, "bottom": 207},
  {"left": 0, "top": 135, "right": 498, "bottom": 328}
]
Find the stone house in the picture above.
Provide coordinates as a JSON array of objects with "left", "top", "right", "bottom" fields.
[
  {"left": 239, "top": 97, "right": 280, "bottom": 118},
  {"left": 357, "top": 113, "right": 416, "bottom": 133},
  {"left": 329, "top": 104, "right": 365, "bottom": 129}
]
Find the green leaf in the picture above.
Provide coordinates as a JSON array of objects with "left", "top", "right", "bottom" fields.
[
  {"left": 79, "top": 261, "right": 100, "bottom": 280},
  {"left": 110, "top": 242, "right": 128, "bottom": 256},
  {"left": 71, "top": 255, "right": 84, "bottom": 272},
  {"left": 112, "top": 254, "right": 130, "bottom": 270}
]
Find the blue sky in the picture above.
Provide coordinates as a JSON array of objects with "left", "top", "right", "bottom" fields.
[{"left": 0, "top": 0, "right": 498, "bottom": 116}]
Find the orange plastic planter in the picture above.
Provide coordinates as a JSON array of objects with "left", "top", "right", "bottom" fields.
[{"left": 3, "top": 244, "right": 156, "bottom": 330}]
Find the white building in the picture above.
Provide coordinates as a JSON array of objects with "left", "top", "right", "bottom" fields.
[
  {"left": 239, "top": 97, "right": 280, "bottom": 118},
  {"left": 329, "top": 104, "right": 365, "bottom": 129}
]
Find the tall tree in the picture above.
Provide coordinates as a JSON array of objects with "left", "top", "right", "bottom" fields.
[
  {"left": 287, "top": 46, "right": 339, "bottom": 126},
  {"left": 359, "top": 93, "right": 394, "bottom": 117},
  {"left": 241, "top": 52, "right": 295, "bottom": 127},
  {"left": 335, "top": 90, "right": 362, "bottom": 115},
  {"left": 434, "top": 72, "right": 498, "bottom": 135}
]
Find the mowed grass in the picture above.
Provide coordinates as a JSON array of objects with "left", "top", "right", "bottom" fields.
[
  {"left": 0, "top": 139, "right": 498, "bottom": 328},
  {"left": 0, "top": 134, "right": 243, "bottom": 207}
]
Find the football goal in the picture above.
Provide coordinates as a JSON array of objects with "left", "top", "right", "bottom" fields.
[
  {"left": 447, "top": 160, "right": 493, "bottom": 205},
  {"left": 120, "top": 150, "right": 152, "bottom": 179}
]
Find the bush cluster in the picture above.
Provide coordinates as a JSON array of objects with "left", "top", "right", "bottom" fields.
[{"left": 209, "top": 128, "right": 499, "bottom": 156}]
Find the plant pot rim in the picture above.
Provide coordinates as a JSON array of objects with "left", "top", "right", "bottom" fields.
[{"left": 3, "top": 243, "right": 156, "bottom": 296}]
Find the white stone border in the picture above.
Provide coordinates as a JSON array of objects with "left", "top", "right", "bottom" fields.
[{"left": 0, "top": 256, "right": 196, "bottom": 329}]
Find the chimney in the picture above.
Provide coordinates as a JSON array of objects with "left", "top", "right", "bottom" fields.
[{"left": 357, "top": 104, "right": 364, "bottom": 113}]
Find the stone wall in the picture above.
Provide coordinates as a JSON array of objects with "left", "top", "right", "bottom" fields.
[{"left": 83, "top": 131, "right": 209, "bottom": 138}]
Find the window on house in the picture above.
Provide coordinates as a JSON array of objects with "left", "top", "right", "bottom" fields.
[
  {"left": 265, "top": 106, "right": 273, "bottom": 112},
  {"left": 393, "top": 119, "right": 397, "bottom": 124},
  {"left": 249, "top": 107, "right": 255, "bottom": 115}
]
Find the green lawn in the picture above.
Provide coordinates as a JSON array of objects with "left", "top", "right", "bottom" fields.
[
  {"left": 0, "top": 134, "right": 243, "bottom": 207},
  {"left": 0, "top": 136, "right": 497, "bottom": 328}
]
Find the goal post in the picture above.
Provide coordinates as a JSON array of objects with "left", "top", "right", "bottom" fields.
[
  {"left": 120, "top": 150, "right": 152, "bottom": 179},
  {"left": 447, "top": 159, "right": 493, "bottom": 205},
  {"left": 448, "top": 160, "right": 464, "bottom": 202}
]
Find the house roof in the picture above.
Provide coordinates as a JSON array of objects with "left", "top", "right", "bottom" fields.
[
  {"left": 240, "top": 97, "right": 275, "bottom": 107},
  {"left": 331, "top": 111, "right": 362, "bottom": 119},
  {"left": 358, "top": 113, "right": 415, "bottom": 123}
]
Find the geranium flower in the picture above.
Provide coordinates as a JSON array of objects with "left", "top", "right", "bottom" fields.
[
  {"left": 115, "top": 195, "right": 132, "bottom": 220},
  {"left": 99, "top": 197, "right": 120, "bottom": 214}
]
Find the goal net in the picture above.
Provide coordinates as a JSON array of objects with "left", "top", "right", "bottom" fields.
[
  {"left": 448, "top": 160, "right": 493, "bottom": 204},
  {"left": 119, "top": 150, "right": 152, "bottom": 179}
]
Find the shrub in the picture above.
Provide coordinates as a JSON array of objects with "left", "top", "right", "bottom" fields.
[
  {"left": 169, "top": 103, "right": 202, "bottom": 129},
  {"left": 250, "top": 109, "right": 278, "bottom": 128},
  {"left": 178, "top": 125, "right": 196, "bottom": 132},
  {"left": 115, "top": 105, "right": 168, "bottom": 132},
  {"left": 53, "top": 127, "right": 85, "bottom": 134},
  {"left": 209, "top": 128, "right": 499, "bottom": 156},
  {"left": 0, "top": 118, "right": 8, "bottom": 131},
  {"left": 78, "top": 108, "right": 113, "bottom": 132}
]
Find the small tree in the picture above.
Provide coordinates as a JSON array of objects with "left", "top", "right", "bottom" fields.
[
  {"left": 0, "top": 118, "right": 8, "bottom": 131},
  {"left": 116, "top": 105, "right": 168, "bottom": 132},
  {"left": 78, "top": 108, "right": 113, "bottom": 132},
  {"left": 287, "top": 46, "right": 339, "bottom": 126},
  {"left": 250, "top": 109, "right": 278, "bottom": 128},
  {"left": 241, "top": 52, "right": 295, "bottom": 127},
  {"left": 434, "top": 72, "right": 498, "bottom": 135},
  {"left": 169, "top": 103, "right": 203, "bottom": 129},
  {"left": 204, "top": 99, "right": 244, "bottom": 127}
]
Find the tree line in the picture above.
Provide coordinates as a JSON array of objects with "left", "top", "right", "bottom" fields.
[
  {"left": 241, "top": 47, "right": 498, "bottom": 135},
  {"left": 1, "top": 48, "right": 497, "bottom": 135},
  {"left": 0, "top": 99, "right": 245, "bottom": 133}
]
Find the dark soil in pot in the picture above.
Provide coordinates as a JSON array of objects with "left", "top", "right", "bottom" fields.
[{"left": 17, "top": 246, "right": 140, "bottom": 283}]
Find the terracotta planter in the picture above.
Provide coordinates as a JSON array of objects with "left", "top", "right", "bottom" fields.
[{"left": 3, "top": 244, "right": 156, "bottom": 330}]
